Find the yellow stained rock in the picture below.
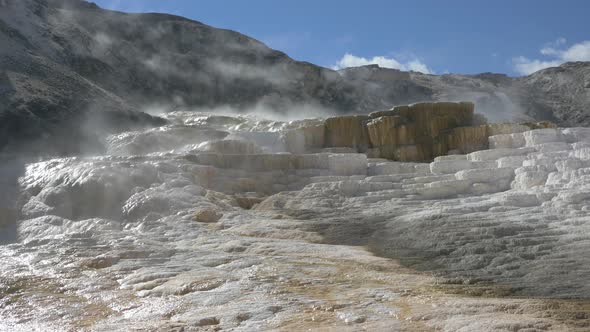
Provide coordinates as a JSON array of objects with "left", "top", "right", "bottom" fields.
[
  {"left": 324, "top": 115, "right": 371, "bottom": 151},
  {"left": 285, "top": 101, "right": 555, "bottom": 162},
  {"left": 194, "top": 208, "right": 223, "bottom": 223}
]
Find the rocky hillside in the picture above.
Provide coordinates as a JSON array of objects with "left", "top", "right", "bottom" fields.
[
  {"left": 341, "top": 62, "right": 590, "bottom": 125},
  {"left": 1, "top": 0, "right": 589, "bottom": 155}
]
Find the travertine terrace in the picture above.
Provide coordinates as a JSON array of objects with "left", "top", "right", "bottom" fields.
[{"left": 1, "top": 103, "right": 589, "bottom": 331}]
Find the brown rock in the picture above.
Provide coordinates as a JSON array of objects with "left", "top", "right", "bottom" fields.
[
  {"left": 435, "top": 125, "right": 490, "bottom": 155},
  {"left": 235, "top": 196, "right": 265, "bottom": 210},
  {"left": 194, "top": 208, "right": 223, "bottom": 223},
  {"left": 367, "top": 116, "right": 415, "bottom": 147},
  {"left": 324, "top": 115, "right": 371, "bottom": 151},
  {"left": 364, "top": 102, "right": 475, "bottom": 161},
  {"left": 283, "top": 101, "right": 527, "bottom": 162},
  {"left": 390, "top": 102, "right": 474, "bottom": 137},
  {"left": 522, "top": 121, "right": 557, "bottom": 129}
]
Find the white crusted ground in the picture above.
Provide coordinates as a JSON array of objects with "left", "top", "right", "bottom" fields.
[{"left": 1, "top": 112, "right": 589, "bottom": 331}]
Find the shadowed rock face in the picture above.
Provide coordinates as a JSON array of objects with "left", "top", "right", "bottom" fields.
[
  {"left": 285, "top": 102, "right": 555, "bottom": 162},
  {"left": 0, "top": 0, "right": 169, "bottom": 155},
  {"left": 1, "top": 0, "right": 589, "bottom": 156},
  {"left": 0, "top": 0, "right": 360, "bottom": 154}
]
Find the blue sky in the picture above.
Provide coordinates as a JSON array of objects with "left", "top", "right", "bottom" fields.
[{"left": 93, "top": 0, "right": 590, "bottom": 76}]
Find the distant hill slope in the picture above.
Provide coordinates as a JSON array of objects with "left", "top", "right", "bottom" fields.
[{"left": 1, "top": 0, "right": 589, "bottom": 154}]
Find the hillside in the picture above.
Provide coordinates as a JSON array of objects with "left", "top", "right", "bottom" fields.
[{"left": 1, "top": 0, "right": 589, "bottom": 155}]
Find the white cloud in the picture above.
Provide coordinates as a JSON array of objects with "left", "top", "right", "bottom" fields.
[
  {"left": 513, "top": 38, "right": 590, "bottom": 75},
  {"left": 562, "top": 41, "right": 590, "bottom": 61},
  {"left": 513, "top": 56, "right": 561, "bottom": 76},
  {"left": 332, "top": 53, "right": 433, "bottom": 74}
]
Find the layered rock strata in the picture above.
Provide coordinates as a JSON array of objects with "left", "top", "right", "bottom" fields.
[{"left": 284, "top": 102, "right": 555, "bottom": 161}]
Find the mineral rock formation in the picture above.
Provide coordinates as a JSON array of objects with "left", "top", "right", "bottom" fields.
[
  {"left": 6, "top": 109, "right": 590, "bottom": 331},
  {"left": 194, "top": 208, "right": 223, "bottom": 223},
  {"left": 324, "top": 115, "right": 371, "bottom": 151},
  {"left": 285, "top": 101, "right": 555, "bottom": 161}
]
